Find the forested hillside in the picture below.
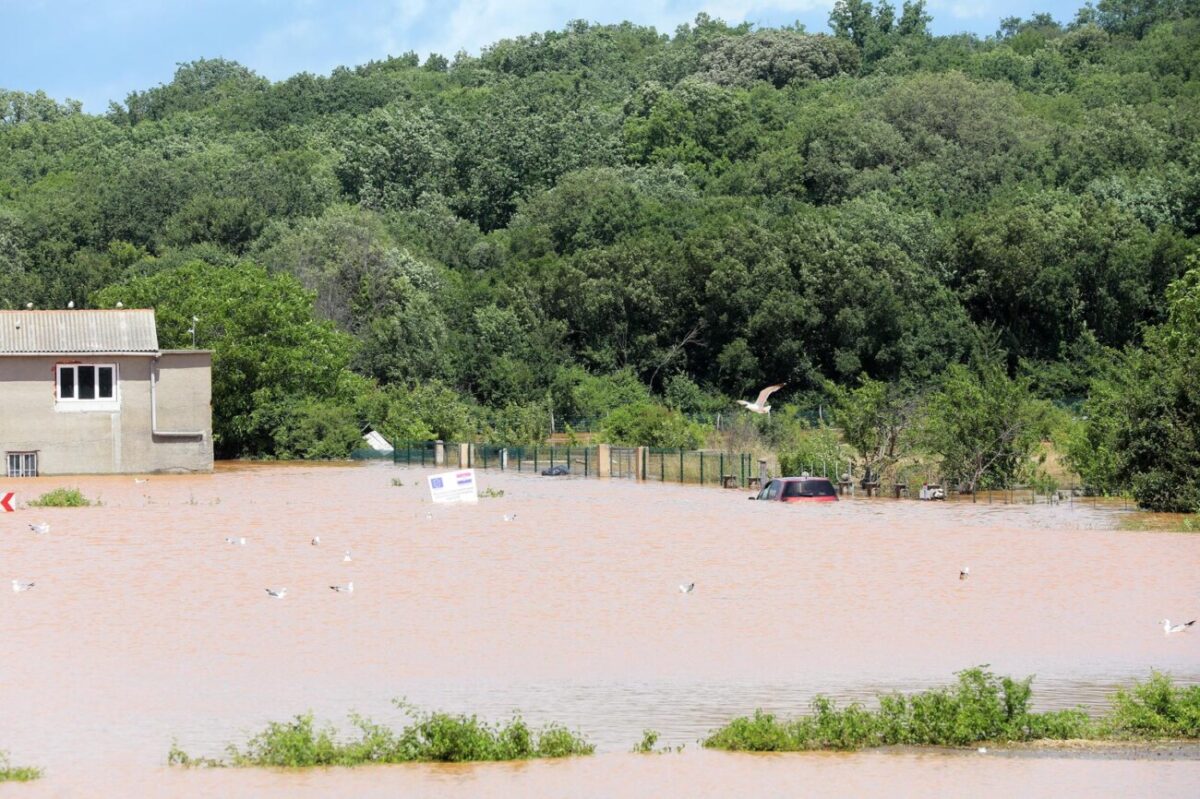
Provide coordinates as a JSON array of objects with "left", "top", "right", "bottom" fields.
[{"left": 2, "top": 1, "right": 1198, "bottom": 505}]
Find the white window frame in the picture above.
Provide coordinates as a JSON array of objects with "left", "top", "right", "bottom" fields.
[
  {"left": 55, "top": 363, "right": 120, "bottom": 412},
  {"left": 6, "top": 451, "right": 38, "bottom": 478}
]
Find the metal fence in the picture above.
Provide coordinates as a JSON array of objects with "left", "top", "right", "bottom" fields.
[{"left": 379, "top": 440, "right": 759, "bottom": 488}]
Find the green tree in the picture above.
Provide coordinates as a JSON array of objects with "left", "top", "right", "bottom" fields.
[{"left": 93, "top": 261, "right": 360, "bottom": 458}]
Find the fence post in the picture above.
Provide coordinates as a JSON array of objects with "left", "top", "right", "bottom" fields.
[
  {"left": 435, "top": 440, "right": 445, "bottom": 466},
  {"left": 534, "top": 446, "right": 539, "bottom": 474},
  {"left": 758, "top": 458, "right": 768, "bottom": 486},
  {"left": 584, "top": 448, "right": 589, "bottom": 477},
  {"left": 700, "top": 452, "right": 705, "bottom": 485},
  {"left": 597, "top": 444, "right": 611, "bottom": 479},
  {"left": 660, "top": 451, "right": 665, "bottom": 482},
  {"left": 679, "top": 449, "right": 684, "bottom": 482}
]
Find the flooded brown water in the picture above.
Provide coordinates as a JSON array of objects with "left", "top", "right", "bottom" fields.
[{"left": 2, "top": 462, "right": 1198, "bottom": 796}]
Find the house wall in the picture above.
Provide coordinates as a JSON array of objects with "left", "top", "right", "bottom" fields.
[{"left": 0, "top": 352, "right": 213, "bottom": 475}]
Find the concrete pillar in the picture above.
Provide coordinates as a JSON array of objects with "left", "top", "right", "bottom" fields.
[
  {"left": 597, "top": 444, "right": 611, "bottom": 478},
  {"left": 435, "top": 440, "right": 445, "bottom": 467},
  {"left": 458, "top": 443, "right": 469, "bottom": 467},
  {"left": 758, "top": 458, "right": 768, "bottom": 485},
  {"left": 500, "top": 448, "right": 508, "bottom": 470},
  {"left": 634, "top": 447, "right": 647, "bottom": 481}
]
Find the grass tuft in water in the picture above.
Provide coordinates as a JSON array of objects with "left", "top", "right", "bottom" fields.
[
  {"left": 480, "top": 487, "right": 505, "bottom": 498},
  {"left": 704, "top": 668, "right": 1096, "bottom": 751},
  {"left": 0, "top": 752, "right": 42, "bottom": 782},
  {"left": 27, "top": 487, "right": 93, "bottom": 507},
  {"left": 172, "top": 706, "right": 595, "bottom": 768},
  {"left": 391, "top": 479, "right": 404, "bottom": 487}
]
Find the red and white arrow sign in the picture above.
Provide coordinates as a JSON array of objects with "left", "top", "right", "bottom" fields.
[{"left": 0, "top": 493, "right": 14, "bottom": 512}]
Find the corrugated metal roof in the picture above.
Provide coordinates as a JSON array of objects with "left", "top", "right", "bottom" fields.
[{"left": 0, "top": 309, "right": 159, "bottom": 354}]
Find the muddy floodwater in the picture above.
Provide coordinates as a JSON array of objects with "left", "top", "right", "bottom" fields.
[{"left": 2, "top": 462, "right": 1198, "bottom": 796}]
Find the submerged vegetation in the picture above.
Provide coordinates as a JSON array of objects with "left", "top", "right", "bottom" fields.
[
  {"left": 26, "top": 488, "right": 93, "bottom": 507},
  {"left": 169, "top": 704, "right": 594, "bottom": 767},
  {"left": 0, "top": 752, "right": 42, "bottom": 782},
  {"left": 703, "top": 669, "right": 1200, "bottom": 752}
]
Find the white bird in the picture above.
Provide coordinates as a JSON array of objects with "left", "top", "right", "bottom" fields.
[
  {"left": 679, "top": 582, "right": 695, "bottom": 594},
  {"left": 67, "top": 300, "right": 75, "bottom": 309},
  {"left": 225, "top": 536, "right": 246, "bottom": 546},
  {"left": 960, "top": 566, "right": 970, "bottom": 580},
  {"left": 311, "top": 536, "right": 320, "bottom": 546},
  {"left": 134, "top": 478, "right": 148, "bottom": 484},
  {"left": 330, "top": 582, "right": 354, "bottom": 593},
  {"left": 736, "top": 383, "right": 786, "bottom": 415},
  {"left": 265, "top": 587, "right": 287, "bottom": 599},
  {"left": 1162, "top": 619, "right": 1195, "bottom": 635},
  {"left": 11, "top": 580, "right": 34, "bottom": 593},
  {"left": 503, "top": 513, "right": 517, "bottom": 522},
  {"left": 29, "top": 522, "right": 50, "bottom": 535},
  {"left": 343, "top": 550, "right": 352, "bottom": 562},
  {"left": 977, "top": 747, "right": 987, "bottom": 754}
]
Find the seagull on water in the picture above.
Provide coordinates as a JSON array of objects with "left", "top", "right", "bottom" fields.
[
  {"left": 225, "top": 536, "right": 246, "bottom": 546},
  {"left": 343, "top": 550, "right": 352, "bottom": 562},
  {"left": 679, "top": 582, "right": 695, "bottom": 594},
  {"left": 134, "top": 478, "right": 148, "bottom": 484},
  {"left": 503, "top": 513, "right": 517, "bottom": 522},
  {"left": 311, "top": 536, "right": 320, "bottom": 546},
  {"left": 330, "top": 582, "right": 354, "bottom": 593},
  {"left": 1162, "top": 619, "right": 1195, "bottom": 635},
  {"left": 265, "top": 587, "right": 287, "bottom": 599},
  {"left": 736, "top": 383, "right": 786, "bottom": 415},
  {"left": 29, "top": 522, "right": 50, "bottom": 535},
  {"left": 11, "top": 580, "right": 34, "bottom": 592},
  {"left": 959, "top": 566, "right": 970, "bottom": 580}
]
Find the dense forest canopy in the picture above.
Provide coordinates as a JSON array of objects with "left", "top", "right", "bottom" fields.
[{"left": 2, "top": 0, "right": 1199, "bottom": 504}]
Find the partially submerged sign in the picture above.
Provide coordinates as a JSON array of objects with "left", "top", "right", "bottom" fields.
[
  {"left": 428, "top": 469, "right": 478, "bottom": 505},
  {"left": 0, "top": 492, "right": 13, "bottom": 512}
]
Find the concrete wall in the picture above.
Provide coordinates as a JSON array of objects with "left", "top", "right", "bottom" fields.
[{"left": 0, "top": 352, "right": 213, "bottom": 475}]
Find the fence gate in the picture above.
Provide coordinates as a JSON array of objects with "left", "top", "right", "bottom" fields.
[{"left": 610, "top": 447, "right": 637, "bottom": 479}]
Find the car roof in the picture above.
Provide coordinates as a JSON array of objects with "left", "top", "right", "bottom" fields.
[{"left": 776, "top": 476, "right": 833, "bottom": 482}]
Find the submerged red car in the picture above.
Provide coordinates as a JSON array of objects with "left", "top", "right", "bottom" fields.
[{"left": 751, "top": 476, "right": 839, "bottom": 502}]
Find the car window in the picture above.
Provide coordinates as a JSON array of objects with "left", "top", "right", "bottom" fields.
[
  {"left": 803, "top": 480, "right": 836, "bottom": 497},
  {"left": 765, "top": 480, "right": 781, "bottom": 500}
]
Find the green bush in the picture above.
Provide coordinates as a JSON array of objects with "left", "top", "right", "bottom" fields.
[
  {"left": 0, "top": 752, "right": 42, "bottom": 782},
  {"left": 1102, "top": 672, "right": 1200, "bottom": 739},
  {"left": 778, "top": 428, "right": 848, "bottom": 478},
  {"left": 173, "top": 706, "right": 594, "bottom": 768},
  {"left": 704, "top": 668, "right": 1094, "bottom": 751},
  {"left": 27, "top": 487, "right": 92, "bottom": 507},
  {"left": 600, "top": 402, "right": 705, "bottom": 448}
]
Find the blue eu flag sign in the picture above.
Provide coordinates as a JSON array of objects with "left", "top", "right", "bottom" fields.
[{"left": 431, "top": 477, "right": 444, "bottom": 489}]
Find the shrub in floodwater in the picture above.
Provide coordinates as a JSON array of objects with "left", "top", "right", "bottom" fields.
[
  {"left": 27, "top": 487, "right": 92, "bottom": 507},
  {"left": 391, "top": 479, "right": 404, "bottom": 487},
  {"left": 632, "top": 729, "right": 659, "bottom": 753},
  {"left": 0, "top": 752, "right": 42, "bottom": 782},
  {"left": 1101, "top": 672, "right": 1200, "bottom": 739},
  {"left": 480, "top": 487, "right": 505, "bottom": 498},
  {"left": 173, "top": 706, "right": 594, "bottom": 768},
  {"left": 704, "top": 668, "right": 1093, "bottom": 752}
]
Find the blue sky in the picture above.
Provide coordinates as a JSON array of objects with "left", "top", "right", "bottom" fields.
[{"left": 2, "top": 0, "right": 1089, "bottom": 113}]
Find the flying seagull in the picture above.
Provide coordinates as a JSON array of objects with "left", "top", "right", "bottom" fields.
[
  {"left": 343, "top": 550, "right": 352, "bottom": 562},
  {"left": 265, "top": 587, "right": 287, "bottom": 599},
  {"left": 736, "top": 384, "right": 786, "bottom": 415},
  {"left": 960, "top": 566, "right": 970, "bottom": 580},
  {"left": 29, "top": 522, "right": 50, "bottom": 535},
  {"left": 503, "top": 513, "right": 517, "bottom": 522},
  {"left": 330, "top": 582, "right": 354, "bottom": 593},
  {"left": 11, "top": 580, "right": 34, "bottom": 593},
  {"left": 679, "top": 583, "right": 695, "bottom": 594},
  {"left": 1162, "top": 619, "right": 1195, "bottom": 635}
]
